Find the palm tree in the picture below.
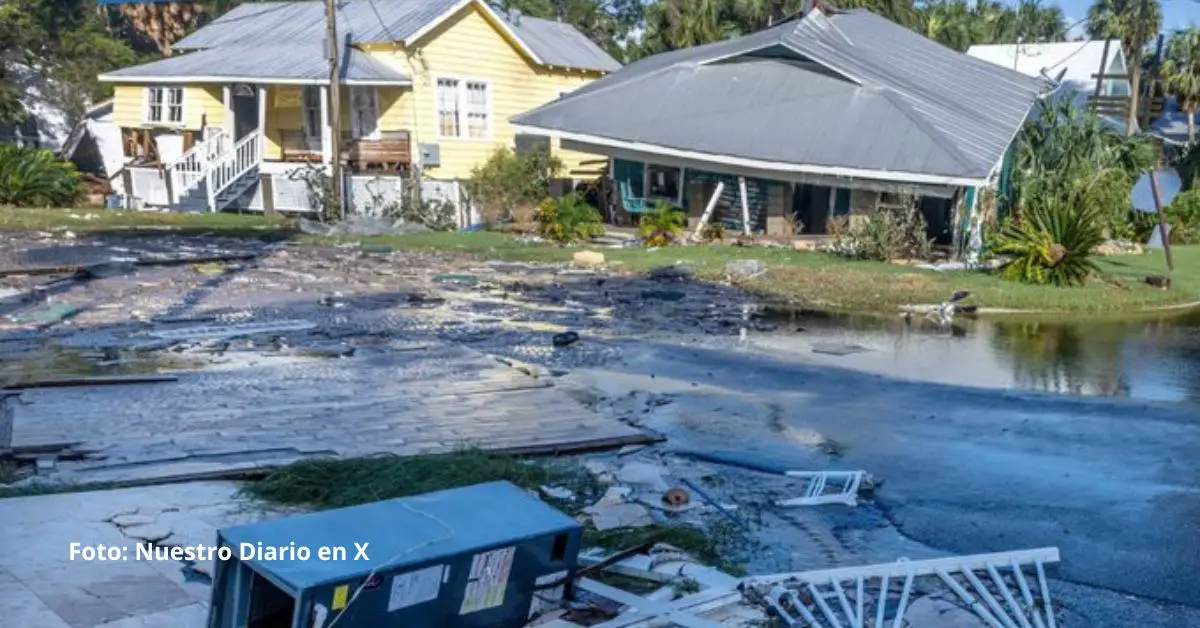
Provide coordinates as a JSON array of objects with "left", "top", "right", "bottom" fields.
[
  {"left": 1086, "top": 0, "right": 1163, "bottom": 136},
  {"left": 1160, "top": 27, "right": 1200, "bottom": 144}
]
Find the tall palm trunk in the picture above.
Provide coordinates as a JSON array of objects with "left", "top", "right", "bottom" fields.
[
  {"left": 1126, "top": 47, "right": 1142, "bottom": 136},
  {"left": 1189, "top": 110, "right": 1197, "bottom": 144}
]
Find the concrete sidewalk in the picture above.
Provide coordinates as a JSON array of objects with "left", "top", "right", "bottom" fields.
[{"left": 0, "top": 482, "right": 275, "bottom": 628}]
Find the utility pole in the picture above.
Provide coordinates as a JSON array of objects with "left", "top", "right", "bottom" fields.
[{"left": 324, "top": 0, "right": 344, "bottom": 219}]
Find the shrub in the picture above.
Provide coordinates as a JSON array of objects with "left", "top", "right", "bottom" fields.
[
  {"left": 835, "top": 206, "right": 931, "bottom": 261},
  {"left": 639, "top": 201, "right": 686, "bottom": 246},
  {"left": 1166, "top": 189, "right": 1200, "bottom": 244},
  {"left": 992, "top": 201, "right": 1104, "bottom": 286},
  {"left": 465, "top": 146, "right": 562, "bottom": 227},
  {"left": 0, "top": 144, "right": 82, "bottom": 207},
  {"left": 534, "top": 193, "right": 604, "bottom": 244}
]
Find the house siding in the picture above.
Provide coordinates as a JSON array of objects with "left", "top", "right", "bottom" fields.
[
  {"left": 111, "top": 84, "right": 224, "bottom": 131},
  {"left": 367, "top": 4, "right": 606, "bottom": 180}
]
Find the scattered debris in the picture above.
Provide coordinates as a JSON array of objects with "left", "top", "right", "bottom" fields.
[
  {"left": 193, "top": 262, "right": 227, "bottom": 276},
  {"left": 648, "top": 264, "right": 694, "bottom": 281},
  {"left": 724, "top": 259, "right": 766, "bottom": 280},
  {"left": 777, "top": 470, "right": 870, "bottom": 507},
  {"left": 584, "top": 486, "right": 654, "bottom": 530},
  {"left": 147, "top": 319, "right": 318, "bottom": 342},
  {"left": 6, "top": 303, "right": 78, "bottom": 325},
  {"left": 553, "top": 331, "right": 581, "bottom": 347},
  {"left": 573, "top": 250, "right": 606, "bottom": 268},
  {"left": 811, "top": 343, "right": 871, "bottom": 357},
  {"left": 662, "top": 487, "right": 690, "bottom": 508},
  {"left": 540, "top": 485, "right": 576, "bottom": 500},
  {"left": 298, "top": 215, "right": 428, "bottom": 237},
  {"left": 1146, "top": 275, "right": 1171, "bottom": 289},
  {"left": 3, "top": 374, "right": 179, "bottom": 391},
  {"left": 432, "top": 273, "right": 480, "bottom": 285}
]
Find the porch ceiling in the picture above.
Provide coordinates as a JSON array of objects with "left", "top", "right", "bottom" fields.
[{"left": 99, "top": 44, "right": 410, "bottom": 86}]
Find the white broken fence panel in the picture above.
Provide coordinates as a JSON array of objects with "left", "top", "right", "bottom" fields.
[
  {"left": 744, "top": 547, "right": 1061, "bottom": 628},
  {"left": 778, "top": 470, "right": 868, "bottom": 507}
]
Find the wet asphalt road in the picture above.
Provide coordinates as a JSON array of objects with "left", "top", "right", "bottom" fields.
[{"left": 608, "top": 339, "right": 1200, "bottom": 610}]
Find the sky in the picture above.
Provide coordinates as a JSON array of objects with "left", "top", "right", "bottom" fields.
[{"left": 1053, "top": 0, "right": 1199, "bottom": 34}]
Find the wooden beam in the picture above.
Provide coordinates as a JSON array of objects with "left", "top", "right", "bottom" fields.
[{"left": 1091, "top": 40, "right": 1111, "bottom": 100}]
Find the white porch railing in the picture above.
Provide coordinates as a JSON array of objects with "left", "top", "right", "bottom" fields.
[
  {"left": 164, "top": 130, "right": 229, "bottom": 205},
  {"left": 205, "top": 130, "right": 262, "bottom": 210}
]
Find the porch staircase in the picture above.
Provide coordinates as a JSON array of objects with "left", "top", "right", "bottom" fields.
[{"left": 164, "top": 129, "right": 262, "bottom": 212}]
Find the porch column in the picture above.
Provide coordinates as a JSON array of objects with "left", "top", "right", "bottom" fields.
[
  {"left": 320, "top": 85, "right": 331, "bottom": 165},
  {"left": 690, "top": 181, "right": 725, "bottom": 242},
  {"left": 222, "top": 85, "right": 232, "bottom": 137},
  {"left": 738, "top": 176, "right": 751, "bottom": 236},
  {"left": 257, "top": 85, "right": 267, "bottom": 158}
]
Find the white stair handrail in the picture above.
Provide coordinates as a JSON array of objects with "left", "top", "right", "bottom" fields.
[
  {"left": 205, "top": 130, "right": 262, "bottom": 210},
  {"left": 163, "top": 130, "right": 229, "bottom": 205}
]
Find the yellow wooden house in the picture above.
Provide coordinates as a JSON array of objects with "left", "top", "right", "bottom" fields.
[{"left": 98, "top": 0, "right": 618, "bottom": 214}]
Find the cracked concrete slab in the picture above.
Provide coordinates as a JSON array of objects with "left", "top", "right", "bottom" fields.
[{"left": 0, "top": 482, "right": 279, "bottom": 628}]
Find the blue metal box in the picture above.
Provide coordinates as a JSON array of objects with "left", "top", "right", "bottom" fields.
[{"left": 208, "top": 481, "right": 583, "bottom": 628}]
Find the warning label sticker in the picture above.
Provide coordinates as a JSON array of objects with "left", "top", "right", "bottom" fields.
[
  {"left": 459, "top": 546, "right": 516, "bottom": 615},
  {"left": 388, "top": 565, "right": 445, "bottom": 612}
]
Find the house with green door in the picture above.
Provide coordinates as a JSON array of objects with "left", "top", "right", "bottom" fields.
[{"left": 512, "top": 5, "right": 1050, "bottom": 253}]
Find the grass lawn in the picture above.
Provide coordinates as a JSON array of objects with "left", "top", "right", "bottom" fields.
[
  {"left": 341, "top": 231, "right": 1200, "bottom": 314},
  {"left": 2, "top": 208, "right": 1196, "bottom": 314},
  {"left": 0, "top": 207, "right": 292, "bottom": 238}
]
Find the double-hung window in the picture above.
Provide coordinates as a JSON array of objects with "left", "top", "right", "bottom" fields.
[
  {"left": 145, "top": 86, "right": 183, "bottom": 125},
  {"left": 436, "top": 77, "right": 490, "bottom": 139}
]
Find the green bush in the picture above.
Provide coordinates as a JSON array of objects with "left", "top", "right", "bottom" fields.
[
  {"left": 534, "top": 193, "right": 604, "bottom": 244},
  {"left": 0, "top": 144, "right": 82, "bottom": 207},
  {"left": 836, "top": 205, "right": 931, "bottom": 261},
  {"left": 465, "top": 146, "right": 562, "bottom": 227},
  {"left": 639, "top": 201, "right": 686, "bottom": 246},
  {"left": 992, "top": 201, "right": 1105, "bottom": 286},
  {"left": 1166, "top": 189, "right": 1200, "bottom": 244}
]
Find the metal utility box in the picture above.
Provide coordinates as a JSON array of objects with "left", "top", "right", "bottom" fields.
[{"left": 207, "top": 481, "right": 583, "bottom": 628}]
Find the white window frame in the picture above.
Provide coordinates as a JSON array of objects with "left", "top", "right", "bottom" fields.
[
  {"left": 349, "top": 86, "right": 381, "bottom": 140},
  {"left": 434, "top": 76, "right": 492, "bottom": 141},
  {"left": 301, "top": 85, "right": 323, "bottom": 149},
  {"left": 144, "top": 86, "right": 184, "bottom": 126}
]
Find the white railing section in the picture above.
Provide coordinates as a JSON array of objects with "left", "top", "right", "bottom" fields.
[
  {"left": 205, "top": 130, "right": 262, "bottom": 210},
  {"left": 164, "top": 130, "right": 229, "bottom": 205}
]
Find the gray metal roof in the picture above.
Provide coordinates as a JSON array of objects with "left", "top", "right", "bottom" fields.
[
  {"left": 101, "top": 43, "right": 410, "bottom": 84},
  {"left": 172, "top": 0, "right": 618, "bottom": 72},
  {"left": 514, "top": 9, "right": 1049, "bottom": 180},
  {"left": 503, "top": 14, "right": 620, "bottom": 72},
  {"left": 173, "top": 0, "right": 458, "bottom": 49}
]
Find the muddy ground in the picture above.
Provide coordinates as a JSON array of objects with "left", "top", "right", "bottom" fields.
[{"left": 1, "top": 232, "right": 1199, "bottom": 627}]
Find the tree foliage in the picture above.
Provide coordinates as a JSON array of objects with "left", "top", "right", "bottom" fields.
[
  {"left": 1160, "top": 27, "right": 1200, "bottom": 145},
  {"left": 0, "top": 0, "right": 138, "bottom": 127}
]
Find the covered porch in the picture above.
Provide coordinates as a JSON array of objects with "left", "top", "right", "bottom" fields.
[
  {"left": 593, "top": 145, "right": 971, "bottom": 247},
  {"left": 100, "top": 43, "right": 414, "bottom": 212}
]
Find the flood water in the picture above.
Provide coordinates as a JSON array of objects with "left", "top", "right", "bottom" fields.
[{"left": 755, "top": 308, "right": 1200, "bottom": 404}]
